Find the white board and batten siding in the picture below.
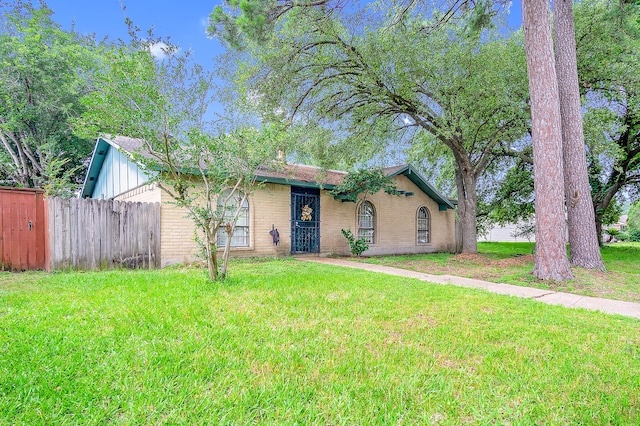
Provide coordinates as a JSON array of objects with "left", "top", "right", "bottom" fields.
[{"left": 91, "top": 146, "right": 149, "bottom": 199}]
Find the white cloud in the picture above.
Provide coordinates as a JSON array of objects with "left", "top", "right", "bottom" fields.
[{"left": 148, "top": 41, "right": 176, "bottom": 59}]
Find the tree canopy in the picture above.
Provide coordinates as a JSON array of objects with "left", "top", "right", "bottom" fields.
[
  {"left": 78, "top": 32, "right": 286, "bottom": 281},
  {"left": 0, "top": 2, "right": 100, "bottom": 194},
  {"left": 577, "top": 0, "right": 640, "bottom": 240},
  {"left": 217, "top": 3, "right": 530, "bottom": 253}
]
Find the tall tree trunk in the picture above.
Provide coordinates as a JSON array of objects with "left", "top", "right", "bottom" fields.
[
  {"left": 522, "top": 0, "right": 574, "bottom": 280},
  {"left": 592, "top": 181, "right": 623, "bottom": 245},
  {"left": 553, "top": 0, "right": 605, "bottom": 271},
  {"left": 454, "top": 159, "right": 478, "bottom": 254},
  {"left": 206, "top": 228, "right": 219, "bottom": 281},
  {"left": 594, "top": 215, "right": 604, "bottom": 246}
]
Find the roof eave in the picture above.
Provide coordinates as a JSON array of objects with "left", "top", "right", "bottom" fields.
[
  {"left": 80, "top": 137, "right": 112, "bottom": 198},
  {"left": 385, "top": 164, "right": 455, "bottom": 210},
  {"left": 255, "top": 175, "right": 338, "bottom": 190}
]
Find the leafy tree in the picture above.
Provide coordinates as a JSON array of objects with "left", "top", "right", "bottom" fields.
[
  {"left": 478, "top": 0, "right": 639, "bottom": 250},
  {"left": 629, "top": 201, "right": 640, "bottom": 230},
  {"left": 0, "top": 1, "right": 99, "bottom": 194},
  {"left": 77, "top": 33, "right": 284, "bottom": 281},
  {"left": 214, "top": 4, "right": 529, "bottom": 254},
  {"left": 478, "top": 149, "right": 534, "bottom": 228},
  {"left": 211, "top": 0, "right": 604, "bottom": 279},
  {"left": 576, "top": 0, "right": 640, "bottom": 243}
]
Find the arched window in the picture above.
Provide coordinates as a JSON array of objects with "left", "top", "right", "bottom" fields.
[
  {"left": 417, "top": 206, "right": 430, "bottom": 244},
  {"left": 357, "top": 201, "right": 375, "bottom": 244},
  {"left": 216, "top": 189, "right": 250, "bottom": 247}
]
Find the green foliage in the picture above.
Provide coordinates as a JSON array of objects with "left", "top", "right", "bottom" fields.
[
  {"left": 628, "top": 201, "right": 640, "bottom": 230},
  {"left": 0, "top": 2, "right": 100, "bottom": 193},
  {"left": 222, "top": 4, "right": 529, "bottom": 252},
  {"left": 627, "top": 201, "right": 640, "bottom": 242},
  {"left": 607, "top": 227, "right": 620, "bottom": 237},
  {"left": 577, "top": 0, "right": 640, "bottom": 230},
  {"left": 77, "top": 27, "right": 285, "bottom": 281},
  {"left": 341, "top": 228, "right": 369, "bottom": 256},
  {"left": 599, "top": 196, "right": 623, "bottom": 226},
  {"left": 329, "top": 169, "right": 400, "bottom": 202},
  {"left": 478, "top": 150, "right": 535, "bottom": 229}
]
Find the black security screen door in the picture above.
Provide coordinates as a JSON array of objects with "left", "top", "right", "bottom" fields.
[{"left": 291, "top": 186, "right": 320, "bottom": 253}]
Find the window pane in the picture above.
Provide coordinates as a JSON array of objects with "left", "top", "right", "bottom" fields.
[
  {"left": 360, "top": 217, "right": 373, "bottom": 228},
  {"left": 216, "top": 189, "right": 250, "bottom": 247},
  {"left": 235, "top": 211, "right": 248, "bottom": 227},
  {"left": 417, "top": 207, "right": 430, "bottom": 244},
  {"left": 358, "top": 228, "right": 374, "bottom": 244},
  {"left": 357, "top": 201, "right": 375, "bottom": 244}
]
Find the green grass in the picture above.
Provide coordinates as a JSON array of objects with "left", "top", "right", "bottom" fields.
[
  {"left": 358, "top": 242, "right": 640, "bottom": 302},
  {"left": 1, "top": 260, "right": 639, "bottom": 424}
]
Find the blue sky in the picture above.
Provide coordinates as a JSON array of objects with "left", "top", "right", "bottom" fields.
[
  {"left": 45, "top": 0, "right": 225, "bottom": 66},
  {"left": 45, "top": 0, "right": 523, "bottom": 68}
]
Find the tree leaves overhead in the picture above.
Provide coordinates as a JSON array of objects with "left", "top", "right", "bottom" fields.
[
  {"left": 329, "top": 168, "right": 400, "bottom": 202},
  {"left": 575, "top": 0, "right": 640, "bottom": 237},
  {"left": 77, "top": 27, "right": 286, "bottom": 280},
  {"left": 0, "top": 1, "right": 100, "bottom": 194},
  {"left": 220, "top": 1, "right": 529, "bottom": 252}
]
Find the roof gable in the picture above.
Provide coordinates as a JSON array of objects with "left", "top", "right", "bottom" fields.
[
  {"left": 382, "top": 165, "right": 455, "bottom": 211},
  {"left": 81, "top": 137, "right": 454, "bottom": 210},
  {"left": 81, "top": 136, "right": 149, "bottom": 199}
]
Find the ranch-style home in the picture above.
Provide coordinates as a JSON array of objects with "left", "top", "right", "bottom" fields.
[{"left": 81, "top": 136, "right": 457, "bottom": 266}]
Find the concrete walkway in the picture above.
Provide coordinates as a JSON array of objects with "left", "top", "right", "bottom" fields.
[{"left": 297, "top": 257, "right": 640, "bottom": 320}]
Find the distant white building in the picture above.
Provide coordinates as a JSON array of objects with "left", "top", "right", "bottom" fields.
[{"left": 479, "top": 221, "right": 536, "bottom": 243}]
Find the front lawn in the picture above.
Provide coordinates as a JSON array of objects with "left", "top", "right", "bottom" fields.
[
  {"left": 1, "top": 261, "right": 639, "bottom": 424},
  {"left": 358, "top": 242, "right": 640, "bottom": 302}
]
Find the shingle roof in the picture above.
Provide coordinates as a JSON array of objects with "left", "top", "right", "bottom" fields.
[
  {"left": 256, "top": 164, "right": 347, "bottom": 186},
  {"left": 81, "top": 135, "right": 455, "bottom": 210}
]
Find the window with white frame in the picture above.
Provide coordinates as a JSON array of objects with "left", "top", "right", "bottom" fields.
[
  {"left": 357, "top": 201, "right": 375, "bottom": 244},
  {"left": 417, "top": 206, "right": 430, "bottom": 244},
  {"left": 216, "top": 189, "right": 250, "bottom": 247}
]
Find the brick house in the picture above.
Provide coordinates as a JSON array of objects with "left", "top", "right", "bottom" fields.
[{"left": 81, "top": 136, "right": 457, "bottom": 266}]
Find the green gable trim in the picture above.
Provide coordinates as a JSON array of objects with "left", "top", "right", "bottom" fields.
[
  {"left": 82, "top": 137, "right": 454, "bottom": 211},
  {"left": 255, "top": 176, "right": 338, "bottom": 190},
  {"left": 385, "top": 165, "right": 455, "bottom": 211}
]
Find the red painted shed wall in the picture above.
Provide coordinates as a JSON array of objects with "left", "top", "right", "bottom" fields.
[{"left": 0, "top": 187, "right": 46, "bottom": 271}]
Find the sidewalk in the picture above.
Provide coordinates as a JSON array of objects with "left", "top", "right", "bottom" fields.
[{"left": 297, "top": 257, "right": 640, "bottom": 320}]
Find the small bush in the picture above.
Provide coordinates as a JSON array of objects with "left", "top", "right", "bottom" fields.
[
  {"left": 628, "top": 228, "right": 640, "bottom": 242},
  {"left": 617, "top": 232, "right": 630, "bottom": 241},
  {"left": 606, "top": 228, "right": 620, "bottom": 237},
  {"left": 341, "top": 228, "right": 369, "bottom": 256}
]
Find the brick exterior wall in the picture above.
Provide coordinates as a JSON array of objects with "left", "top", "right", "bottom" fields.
[
  {"left": 320, "top": 174, "right": 456, "bottom": 255},
  {"left": 159, "top": 182, "right": 293, "bottom": 266},
  {"left": 115, "top": 176, "right": 456, "bottom": 266}
]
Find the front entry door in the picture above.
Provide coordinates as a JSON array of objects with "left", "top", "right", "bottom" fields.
[{"left": 290, "top": 186, "right": 320, "bottom": 254}]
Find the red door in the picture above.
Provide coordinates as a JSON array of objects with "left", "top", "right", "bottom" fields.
[{"left": 0, "top": 187, "right": 46, "bottom": 271}]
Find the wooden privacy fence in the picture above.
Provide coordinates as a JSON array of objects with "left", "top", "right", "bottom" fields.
[{"left": 48, "top": 197, "right": 161, "bottom": 270}]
